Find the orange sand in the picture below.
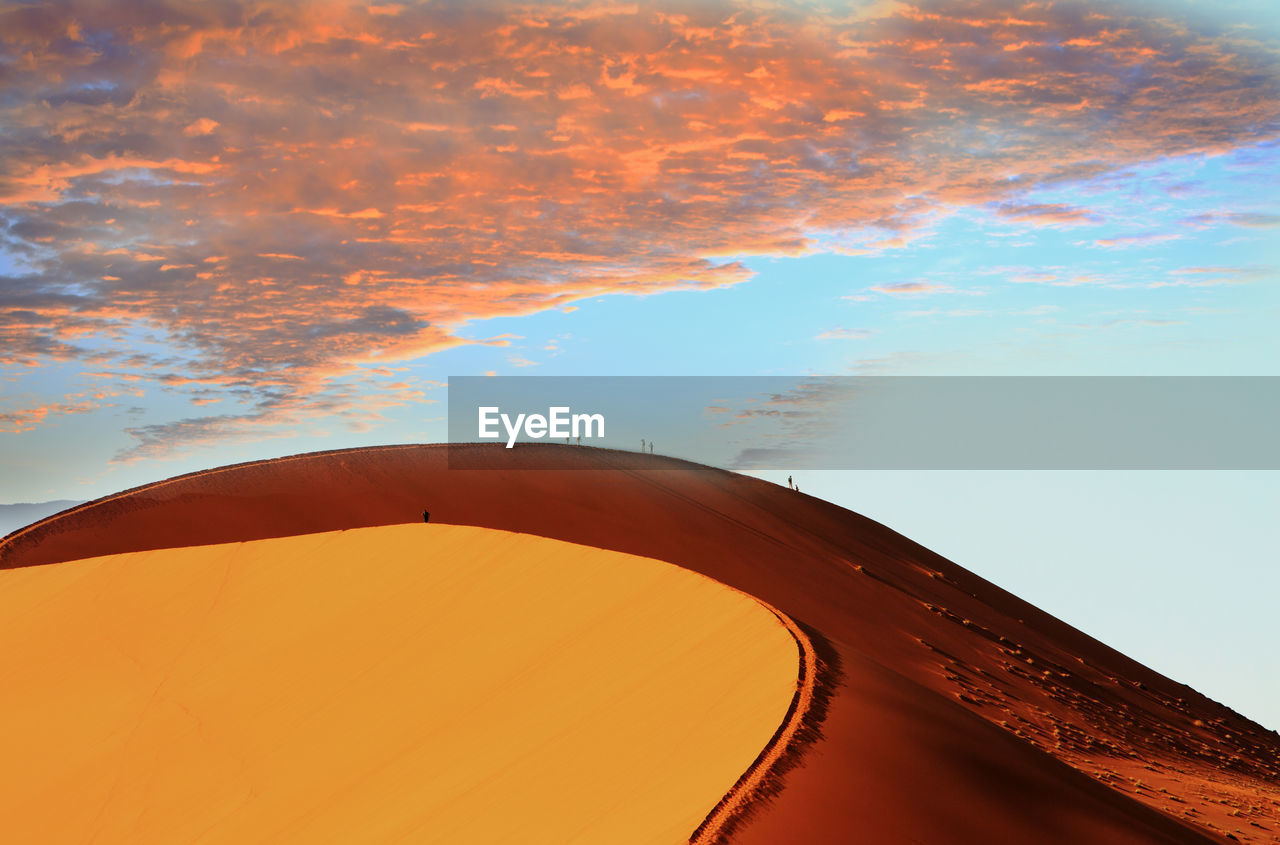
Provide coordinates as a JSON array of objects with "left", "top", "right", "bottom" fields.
[{"left": 0, "top": 523, "right": 800, "bottom": 844}]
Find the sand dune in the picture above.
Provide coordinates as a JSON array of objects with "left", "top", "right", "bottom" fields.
[
  {"left": 0, "top": 523, "right": 801, "bottom": 844},
  {"left": 4, "top": 443, "right": 1278, "bottom": 843}
]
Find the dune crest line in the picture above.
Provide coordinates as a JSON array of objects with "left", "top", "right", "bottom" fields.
[
  {"left": 690, "top": 600, "right": 822, "bottom": 845},
  {"left": 0, "top": 443, "right": 423, "bottom": 567}
]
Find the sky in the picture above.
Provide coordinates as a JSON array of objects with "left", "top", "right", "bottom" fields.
[{"left": 1, "top": 1, "right": 1278, "bottom": 723}]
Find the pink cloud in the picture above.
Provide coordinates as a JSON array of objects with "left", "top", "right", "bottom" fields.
[
  {"left": 869, "top": 282, "right": 954, "bottom": 296},
  {"left": 996, "top": 203, "right": 1102, "bottom": 227},
  {"left": 0, "top": 0, "right": 1276, "bottom": 456}
]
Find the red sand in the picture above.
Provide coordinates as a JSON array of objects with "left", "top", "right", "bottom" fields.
[{"left": 4, "top": 444, "right": 1278, "bottom": 843}]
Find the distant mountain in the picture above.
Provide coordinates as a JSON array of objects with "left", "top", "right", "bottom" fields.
[{"left": 0, "top": 501, "right": 82, "bottom": 538}]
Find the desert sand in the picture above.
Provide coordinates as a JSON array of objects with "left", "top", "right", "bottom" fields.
[
  {"left": 0, "top": 523, "right": 801, "bottom": 844},
  {"left": 3, "top": 443, "right": 1278, "bottom": 843}
]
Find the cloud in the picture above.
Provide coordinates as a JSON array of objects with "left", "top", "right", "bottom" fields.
[
  {"left": 0, "top": 395, "right": 105, "bottom": 433},
  {"left": 1, "top": 0, "right": 1277, "bottom": 456},
  {"left": 1065, "top": 317, "right": 1189, "bottom": 330},
  {"left": 996, "top": 203, "right": 1103, "bottom": 227},
  {"left": 1222, "top": 213, "right": 1280, "bottom": 228},
  {"left": 308, "top": 306, "right": 427, "bottom": 339},
  {"left": 1152, "top": 265, "right": 1270, "bottom": 287},
  {"left": 1182, "top": 211, "right": 1280, "bottom": 229},
  {"left": 183, "top": 118, "right": 220, "bottom": 137},
  {"left": 1092, "top": 233, "right": 1183, "bottom": 248},
  {"left": 903, "top": 308, "right": 989, "bottom": 317},
  {"left": 816, "top": 327, "right": 875, "bottom": 340},
  {"left": 869, "top": 281, "right": 955, "bottom": 295},
  {"left": 728, "top": 447, "right": 821, "bottom": 469},
  {"left": 114, "top": 412, "right": 286, "bottom": 463},
  {"left": 1007, "top": 270, "right": 1059, "bottom": 284}
]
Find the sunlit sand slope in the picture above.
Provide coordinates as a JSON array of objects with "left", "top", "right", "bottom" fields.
[{"left": 0, "top": 523, "right": 800, "bottom": 844}]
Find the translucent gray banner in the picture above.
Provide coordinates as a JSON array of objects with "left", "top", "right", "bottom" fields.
[{"left": 446, "top": 376, "right": 1280, "bottom": 469}]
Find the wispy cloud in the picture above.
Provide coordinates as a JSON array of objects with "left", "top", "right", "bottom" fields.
[
  {"left": 1064, "top": 317, "right": 1189, "bottom": 330},
  {"left": 1092, "top": 233, "right": 1183, "bottom": 249},
  {"left": 1182, "top": 211, "right": 1280, "bottom": 228},
  {"left": 0, "top": 394, "right": 108, "bottom": 433},
  {"left": 1153, "top": 265, "right": 1270, "bottom": 287},
  {"left": 816, "top": 327, "right": 876, "bottom": 340},
  {"left": 1007, "top": 270, "right": 1060, "bottom": 285},
  {"left": 903, "top": 308, "right": 989, "bottom": 318},
  {"left": 869, "top": 281, "right": 956, "bottom": 296},
  {"left": 996, "top": 203, "right": 1103, "bottom": 227}
]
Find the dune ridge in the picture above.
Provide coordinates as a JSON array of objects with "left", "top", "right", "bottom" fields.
[
  {"left": 3, "top": 443, "right": 1278, "bottom": 843},
  {"left": 690, "top": 613, "right": 839, "bottom": 845},
  {"left": 0, "top": 443, "right": 405, "bottom": 563}
]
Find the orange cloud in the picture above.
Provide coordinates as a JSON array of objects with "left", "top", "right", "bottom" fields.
[
  {"left": 996, "top": 203, "right": 1102, "bottom": 227},
  {"left": 0, "top": 398, "right": 103, "bottom": 434},
  {"left": 1, "top": 0, "right": 1276, "bottom": 456}
]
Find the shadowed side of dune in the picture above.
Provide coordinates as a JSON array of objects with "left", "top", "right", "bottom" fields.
[{"left": 4, "top": 444, "right": 1277, "bottom": 843}]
